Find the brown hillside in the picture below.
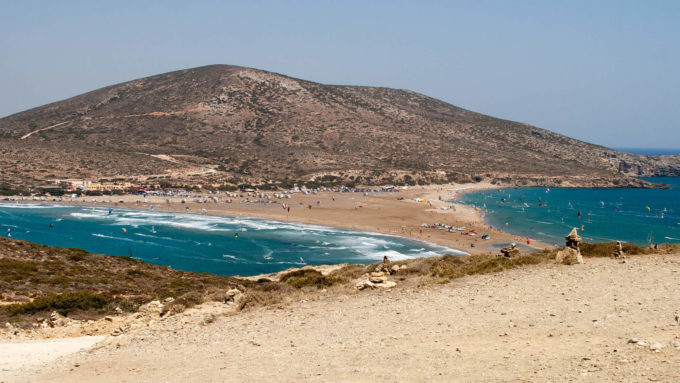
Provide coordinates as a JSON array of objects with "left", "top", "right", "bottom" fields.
[{"left": 1, "top": 64, "right": 678, "bottom": 188}]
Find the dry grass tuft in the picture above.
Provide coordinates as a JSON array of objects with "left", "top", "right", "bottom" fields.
[
  {"left": 428, "top": 253, "right": 546, "bottom": 280},
  {"left": 279, "top": 269, "right": 343, "bottom": 289}
]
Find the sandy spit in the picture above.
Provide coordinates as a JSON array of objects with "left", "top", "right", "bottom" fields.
[{"left": 6, "top": 182, "right": 548, "bottom": 255}]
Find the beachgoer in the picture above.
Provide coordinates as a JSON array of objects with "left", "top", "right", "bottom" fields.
[{"left": 614, "top": 241, "right": 624, "bottom": 258}]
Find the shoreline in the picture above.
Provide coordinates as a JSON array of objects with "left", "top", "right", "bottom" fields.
[{"left": 2, "top": 182, "right": 551, "bottom": 258}]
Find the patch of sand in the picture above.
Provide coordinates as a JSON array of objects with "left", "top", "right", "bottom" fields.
[{"left": 0, "top": 336, "right": 104, "bottom": 382}]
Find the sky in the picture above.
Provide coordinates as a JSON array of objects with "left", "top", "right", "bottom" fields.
[{"left": 1, "top": 0, "right": 679, "bottom": 149}]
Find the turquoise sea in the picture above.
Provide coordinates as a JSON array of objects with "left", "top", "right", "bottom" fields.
[
  {"left": 459, "top": 177, "right": 680, "bottom": 247},
  {"left": 0, "top": 205, "right": 463, "bottom": 276}
]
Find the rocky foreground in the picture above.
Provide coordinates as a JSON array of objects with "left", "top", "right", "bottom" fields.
[{"left": 3, "top": 254, "right": 680, "bottom": 383}]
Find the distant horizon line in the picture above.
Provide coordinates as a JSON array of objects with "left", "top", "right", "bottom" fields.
[{"left": 614, "top": 147, "right": 680, "bottom": 155}]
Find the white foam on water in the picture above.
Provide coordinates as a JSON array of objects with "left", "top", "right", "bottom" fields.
[
  {"left": 530, "top": 220, "right": 554, "bottom": 225},
  {"left": 15, "top": 205, "right": 470, "bottom": 266},
  {"left": 91, "top": 233, "right": 136, "bottom": 243},
  {"left": 365, "top": 250, "right": 413, "bottom": 261},
  {"left": 0, "top": 203, "right": 63, "bottom": 209},
  {"left": 221, "top": 254, "right": 245, "bottom": 262}
]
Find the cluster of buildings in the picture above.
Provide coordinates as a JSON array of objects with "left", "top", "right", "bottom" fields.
[{"left": 59, "top": 180, "right": 139, "bottom": 192}]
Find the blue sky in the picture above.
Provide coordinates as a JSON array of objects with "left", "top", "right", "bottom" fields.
[{"left": 1, "top": 0, "right": 678, "bottom": 148}]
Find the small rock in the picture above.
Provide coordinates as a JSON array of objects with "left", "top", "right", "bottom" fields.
[
  {"left": 649, "top": 342, "right": 663, "bottom": 352},
  {"left": 377, "top": 281, "right": 397, "bottom": 289},
  {"left": 110, "top": 327, "right": 124, "bottom": 336},
  {"left": 139, "top": 300, "right": 164, "bottom": 315},
  {"left": 355, "top": 280, "right": 376, "bottom": 290},
  {"left": 104, "top": 316, "right": 114, "bottom": 322},
  {"left": 114, "top": 307, "right": 123, "bottom": 314},
  {"left": 49, "top": 311, "right": 66, "bottom": 327},
  {"left": 555, "top": 247, "right": 584, "bottom": 265},
  {"left": 369, "top": 275, "right": 388, "bottom": 283}
]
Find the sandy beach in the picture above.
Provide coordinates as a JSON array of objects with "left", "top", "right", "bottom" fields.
[{"left": 7, "top": 182, "right": 548, "bottom": 256}]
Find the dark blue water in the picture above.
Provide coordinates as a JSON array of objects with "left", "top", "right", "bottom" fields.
[
  {"left": 459, "top": 177, "right": 680, "bottom": 247},
  {"left": 0, "top": 205, "right": 463, "bottom": 276},
  {"left": 614, "top": 148, "right": 680, "bottom": 156}
]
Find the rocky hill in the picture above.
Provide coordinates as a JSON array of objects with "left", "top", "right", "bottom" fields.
[{"left": 1, "top": 64, "right": 678, "bottom": 189}]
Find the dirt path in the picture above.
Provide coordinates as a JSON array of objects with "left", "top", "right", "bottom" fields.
[
  {"left": 9, "top": 255, "right": 680, "bottom": 382},
  {"left": 0, "top": 336, "right": 104, "bottom": 382},
  {"left": 19, "top": 121, "right": 71, "bottom": 140}
]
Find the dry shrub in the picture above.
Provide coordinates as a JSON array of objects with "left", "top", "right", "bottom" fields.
[
  {"left": 655, "top": 243, "right": 680, "bottom": 254},
  {"left": 202, "top": 286, "right": 229, "bottom": 303},
  {"left": 0, "top": 259, "right": 38, "bottom": 281},
  {"left": 328, "top": 264, "right": 366, "bottom": 280},
  {"left": 580, "top": 242, "right": 654, "bottom": 257},
  {"left": 279, "top": 269, "right": 343, "bottom": 289},
  {"left": 237, "top": 290, "right": 287, "bottom": 311},
  {"left": 5, "top": 291, "right": 111, "bottom": 316},
  {"left": 429, "top": 253, "right": 545, "bottom": 280},
  {"left": 161, "top": 291, "right": 204, "bottom": 315},
  {"left": 401, "top": 257, "right": 438, "bottom": 275}
]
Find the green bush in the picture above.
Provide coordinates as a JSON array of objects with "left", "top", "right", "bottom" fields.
[
  {"left": 0, "top": 259, "right": 38, "bottom": 280},
  {"left": 5, "top": 291, "right": 111, "bottom": 315},
  {"left": 67, "top": 248, "right": 89, "bottom": 261}
]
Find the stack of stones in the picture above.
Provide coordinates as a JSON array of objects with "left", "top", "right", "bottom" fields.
[{"left": 555, "top": 228, "right": 584, "bottom": 265}]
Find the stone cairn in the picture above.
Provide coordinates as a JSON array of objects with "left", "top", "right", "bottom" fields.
[
  {"left": 614, "top": 241, "right": 625, "bottom": 258},
  {"left": 555, "top": 228, "right": 584, "bottom": 265},
  {"left": 500, "top": 243, "right": 520, "bottom": 258},
  {"left": 355, "top": 256, "right": 405, "bottom": 290}
]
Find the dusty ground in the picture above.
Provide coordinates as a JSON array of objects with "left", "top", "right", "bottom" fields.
[
  {"left": 12, "top": 182, "right": 547, "bottom": 255},
  {"left": 3, "top": 254, "right": 679, "bottom": 383}
]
